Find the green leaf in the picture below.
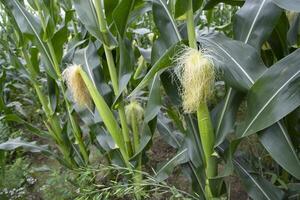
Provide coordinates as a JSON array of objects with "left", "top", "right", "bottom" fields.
[
  {"left": 47, "top": 74, "right": 59, "bottom": 112},
  {"left": 287, "top": 13, "right": 300, "bottom": 46},
  {"left": 153, "top": 0, "right": 182, "bottom": 44},
  {"left": 128, "top": 1, "right": 152, "bottom": 24},
  {"left": 0, "top": 137, "right": 56, "bottom": 158},
  {"left": 0, "top": 114, "right": 49, "bottom": 138},
  {"left": 259, "top": 123, "right": 300, "bottom": 180},
  {"left": 129, "top": 41, "right": 184, "bottom": 97},
  {"left": 199, "top": 32, "right": 267, "bottom": 91},
  {"left": 1, "top": 0, "right": 57, "bottom": 78},
  {"left": 73, "top": 0, "right": 117, "bottom": 48},
  {"left": 174, "top": 0, "right": 202, "bottom": 19},
  {"left": 234, "top": 0, "right": 282, "bottom": 50},
  {"left": 155, "top": 148, "right": 188, "bottom": 182},
  {"left": 144, "top": 74, "right": 161, "bottom": 122},
  {"left": 268, "top": 13, "right": 289, "bottom": 60},
  {"left": 118, "top": 37, "right": 134, "bottom": 96},
  {"left": 51, "top": 26, "right": 69, "bottom": 64},
  {"left": 237, "top": 49, "right": 300, "bottom": 137},
  {"left": 104, "top": 0, "right": 119, "bottom": 22},
  {"left": 112, "top": 0, "right": 135, "bottom": 37},
  {"left": 157, "top": 114, "right": 183, "bottom": 149},
  {"left": 272, "top": 0, "right": 300, "bottom": 12},
  {"left": 212, "top": 88, "right": 243, "bottom": 147},
  {"left": 234, "top": 159, "right": 284, "bottom": 200}
]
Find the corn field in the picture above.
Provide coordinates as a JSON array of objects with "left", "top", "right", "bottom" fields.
[{"left": 0, "top": 0, "right": 300, "bottom": 199}]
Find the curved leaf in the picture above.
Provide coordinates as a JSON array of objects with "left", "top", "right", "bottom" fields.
[
  {"left": 234, "top": 0, "right": 282, "bottom": 50},
  {"left": 1, "top": 0, "right": 57, "bottom": 78},
  {"left": 155, "top": 148, "right": 188, "bottom": 182},
  {"left": 268, "top": 13, "right": 289, "bottom": 60},
  {"left": 212, "top": 88, "right": 243, "bottom": 147},
  {"left": 118, "top": 37, "right": 134, "bottom": 97},
  {"left": 238, "top": 49, "right": 300, "bottom": 137},
  {"left": 157, "top": 114, "right": 184, "bottom": 149},
  {"left": 272, "top": 0, "right": 300, "bottom": 12},
  {"left": 0, "top": 137, "right": 56, "bottom": 158},
  {"left": 0, "top": 114, "right": 49, "bottom": 138},
  {"left": 259, "top": 123, "right": 300, "bottom": 180},
  {"left": 152, "top": 0, "right": 182, "bottom": 44},
  {"left": 199, "top": 32, "right": 267, "bottom": 91},
  {"left": 73, "top": 0, "right": 117, "bottom": 48},
  {"left": 287, "top": 13, "right": 300, "bottom": 46},
  {"left": 129, "top": 41, "right": 184, "bottom": 97},
  {"left": 144, "top": 74, "right": 161, "bottom": 122},
  {"left": 112, "top": 0, "right": 135, "bottom": 37},
  {"left": 214, "top": 0, "right": 283, "bottom": 147},
  {"left": 234, "top": 159, "right": 284, "bottom": 200}
]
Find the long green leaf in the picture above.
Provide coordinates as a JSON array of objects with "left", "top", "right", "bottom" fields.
[
  {"left": 129, "top": 41, "right": 184, "bottom": 97},
  {"left": 199, "top": 33, "right": 267, "bottom": 91},
  {"left": 212, "top": 89, "right": 243, "bottom": 147},
  {"left": 0, "top": 137, "right": 56, "bottom": 158},
  {"left": 112, "top": 0, "right": 135, "bottom": 37},
  {"left": 144, "top": 74, "right": 161, "bottom": 122},
  {"left": 259, "top": 123, "right": 300, "bottom": 179},
  {"left": 1, "top": 0, "right": 57, "bottom": 78},
  {"left": 73, "top": 0, "right": 117, "bottom": 48},
  {"left": 272, "top": 0, "right": 300, "bottom": 12},
  {"left": 155, "top": 148, "right": 188, "bottom": 182},
  {"left": 234, "top": 159, "right": 284, "bottom": 200},
  {"left": 217, "top": 146, "right": 284, "bottom": 200},
  {"left": 153, "top": 0, "right": 182, "bottom": 43},
  {"left": 212, "top": 0, "right": 284, "bottom": 151},
  {"left": 234, "top": 0, "right": 282, "bottom": 50},
  {"left": 0, "top": 114, "right": 49, "bottom": 138},
  {"left": 238, "top": 49, "right": 300, "bottom": 137}
]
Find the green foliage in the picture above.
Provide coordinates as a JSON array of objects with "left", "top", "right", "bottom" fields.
[
  {"left": 0, "top": 158, "right": 35, "bottom": 200},
  {"left": 39, "top": 170, "right": 76, "bottom": 200},
  {"left": 0, "top": 0, "right": 299, "bottom": 199}
]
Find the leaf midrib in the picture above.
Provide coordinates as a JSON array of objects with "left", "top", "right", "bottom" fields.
[
  {"left": 13, "top": 0, "right": 55, "bottom": 70},
  {"left": 242, "top": 69, "right": 300, "bottom": 136}
]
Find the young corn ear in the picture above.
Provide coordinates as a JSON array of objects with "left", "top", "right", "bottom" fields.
[
  {"left": 62, "top": 64, "right": 92, "bottom": 108},
  {"left": 125, "top": 101, "right": 144, "bottom": 124},
  {"left": 175, "top": 47, "right": 215, "bottom": 113}
]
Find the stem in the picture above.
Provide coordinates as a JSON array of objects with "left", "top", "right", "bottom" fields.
[
  {"left": 197, "top": 102, "right": 217, "bottom": 198},
  {"left": 34, "top": 0, "right": 89, "bottom": 163},
  {"left": 186, "top": 0, "right": 217, "bottom": 198},
  {"left": 48, "top": 38, "right": 89, "bottom": 164},
  {"left": 131, "top": 112, "right": 142, "bottom": 200},
  {"left": 187, "top": 0, "right": 197, "bottom": 49},
  {"left": 93, "top": 0, "right": 133, "bottom": 157},
  {"left": 78, "top": 68, "right": 129, "bottom": 166},
  {"left": 22, "top": 49, "right": 76, "bottom": 168}
]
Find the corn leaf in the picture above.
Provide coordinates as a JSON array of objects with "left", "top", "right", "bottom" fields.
[{"left": 271, "top": 0, "right": 300, "bottom": 12}]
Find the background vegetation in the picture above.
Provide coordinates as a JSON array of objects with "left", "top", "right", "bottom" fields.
[{"left": 0, "top": 0, "right": 299, "bottom": 199}]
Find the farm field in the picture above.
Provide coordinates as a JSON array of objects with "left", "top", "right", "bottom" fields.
[{"left": 0, "top": 0, "right": 300, "bottom": 199}]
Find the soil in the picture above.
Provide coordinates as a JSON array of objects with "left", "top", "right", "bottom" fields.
[
  {"left": 25, "top": 134, "right": 248, "bottom": 200},
  {"left": 148, "top": 135, "right": 249, "bottom": 200}
]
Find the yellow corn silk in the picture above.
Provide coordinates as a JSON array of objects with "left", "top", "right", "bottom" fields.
[
  {"left": 62, "top": 64, "right": 92, "bottom": 108},
  {"left": 175, "top": 47, "right": 215, "bottom": 113}
]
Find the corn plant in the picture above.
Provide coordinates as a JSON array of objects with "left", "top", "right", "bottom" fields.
[
  {"left": 0, "top": 0, "right": 300, "bottom": 200},
  {"left": 129, "top": 0, "right": 300, "bottom": 199}
]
